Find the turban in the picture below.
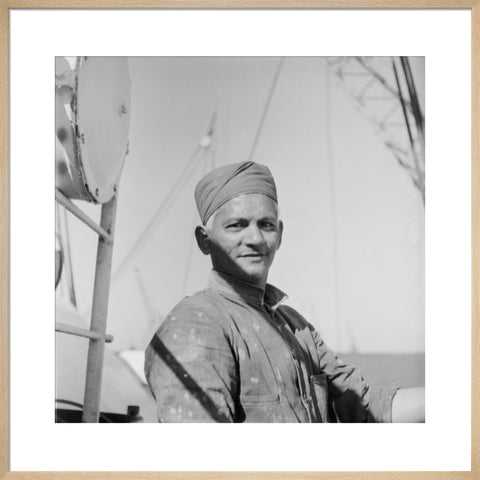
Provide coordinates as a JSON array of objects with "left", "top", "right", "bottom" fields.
[{"left": 194, "top": 161, "right": 278, "bottom": 224}]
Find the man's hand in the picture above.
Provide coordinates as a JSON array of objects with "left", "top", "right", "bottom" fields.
[{"left": 392, "top": 386, "right": 425, "bottom": 422}]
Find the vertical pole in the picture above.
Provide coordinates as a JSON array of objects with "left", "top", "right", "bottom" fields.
[
  {"left": 400, "top": 57, "right": 425, "bottom": 139},
  {"left": 392, "top": 58, "right": 425, "bottom": 204},
  {"left": 82, "top": 194, "right": 118, "bottom": 422},
  {"left": 400, "top": 56, "right": 426, "bottom": 176}
]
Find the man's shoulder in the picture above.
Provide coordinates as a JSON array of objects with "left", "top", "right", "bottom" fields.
[
  {"left": 145, "top": 289, "right": 233, "bottom": 357},
  {"left": 154, "top": 289, "right": 232, "bottom": 335},
  {"left": 169, "top": 289, "right": 225, "bottom": 317}
]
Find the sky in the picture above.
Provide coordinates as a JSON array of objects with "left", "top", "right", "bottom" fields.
[{"left": 56, "top": 56, "right": 425, "bottom": 354}]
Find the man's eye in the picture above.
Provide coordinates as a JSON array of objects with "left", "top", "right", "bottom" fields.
[
  {"left": 261, "top": 222, "right": 275, "bottom": 230},
  {"left": 226, "top": 223, "right": 242, "bottom": 229}
]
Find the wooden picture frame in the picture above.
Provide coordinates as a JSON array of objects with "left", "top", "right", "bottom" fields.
[{"left": 0, "top": 2, "right": 477, "bottom": 479}]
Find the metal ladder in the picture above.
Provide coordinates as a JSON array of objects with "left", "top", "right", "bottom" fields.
[{"left": 55, "top": 188, "right": 117, "bottom": 422}]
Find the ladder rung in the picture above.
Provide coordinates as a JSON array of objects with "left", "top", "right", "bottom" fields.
[
  {"left": 55, "top": 189, "right": 113, "bottom": 243},
  {"left": 55, "top": 321, "right": 113, "bottom": 343}
]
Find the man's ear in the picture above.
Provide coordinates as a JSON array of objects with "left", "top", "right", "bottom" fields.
[
  {"left": 277, "top": 220, "right": 283, "bottom": 250},
  {"left": 195, "top": 225, "right": 211, "bottom": 255}
]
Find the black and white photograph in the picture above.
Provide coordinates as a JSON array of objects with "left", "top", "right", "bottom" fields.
[{"left": 54, "top": 56, "right": 425, "bottom": 424}]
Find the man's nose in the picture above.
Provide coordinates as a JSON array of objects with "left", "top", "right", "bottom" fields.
[{"left": 244, "top": 224, "right": 263, "bottom": 245}]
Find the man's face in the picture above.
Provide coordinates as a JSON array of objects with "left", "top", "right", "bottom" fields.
[{"left": 201, "top": 193, "right": 283, "bottom": 287}]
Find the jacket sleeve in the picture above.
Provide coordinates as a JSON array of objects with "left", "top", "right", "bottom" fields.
[
  {"left": 144, "top": 302, "right": 238, "bottom": 422},
  {"left": 311, "top": 329, "right": 398, "bottom": 423}
]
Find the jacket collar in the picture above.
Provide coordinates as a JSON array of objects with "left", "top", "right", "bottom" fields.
[{"left": 207, "top": 269, "right": 288, "bottom": 311}]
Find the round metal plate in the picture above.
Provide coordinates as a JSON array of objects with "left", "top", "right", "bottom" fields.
[{"left": 56, "top": 57, "right": 131, "bottom": 203}]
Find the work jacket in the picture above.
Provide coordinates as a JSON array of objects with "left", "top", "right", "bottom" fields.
[{"left": 145, "top": 270, "right": 398, "bottom": 422}]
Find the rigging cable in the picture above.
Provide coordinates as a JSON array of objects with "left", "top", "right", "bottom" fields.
[
  {"left": 400, "top": 56, "right": 425, "bottom": 169},
  {"left": 400, "top": 57, "right": 425, "bottom": 139},
  {"left": 247, "top": 57, "right": 285, "bottom": 163},
  {"left": 180, "top": 155, "right": 212, "bottom": 297},
  {"left": 324, "top": 59, "right": 357, "bottom": 353},
  {"left": 112, "top": 144, "right": 204, "bottom": 284},
  {"left": 133, "top": 265, "right": 161, "bottom": 348},
  {"left": 112, "top": 113, "right": 218, "bottom": 284},
  {"left": 392, "top": 58, "right": 425, "bottom": 204},
  {"left": 181, "top": 113, "right": 218, "bottom": 296}
]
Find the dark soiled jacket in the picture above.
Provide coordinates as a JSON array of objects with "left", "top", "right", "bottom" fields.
[{"left": 145, "top": 270, "right": 398, "bottom": 422}]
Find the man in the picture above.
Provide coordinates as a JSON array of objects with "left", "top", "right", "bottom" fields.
[{"left": 145, "top": 161, "right": 424, "bottom": 422}]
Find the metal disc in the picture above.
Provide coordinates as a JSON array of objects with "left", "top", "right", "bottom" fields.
[{"left": 56, "top": 57, "right": 131, "bottom": 203}]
